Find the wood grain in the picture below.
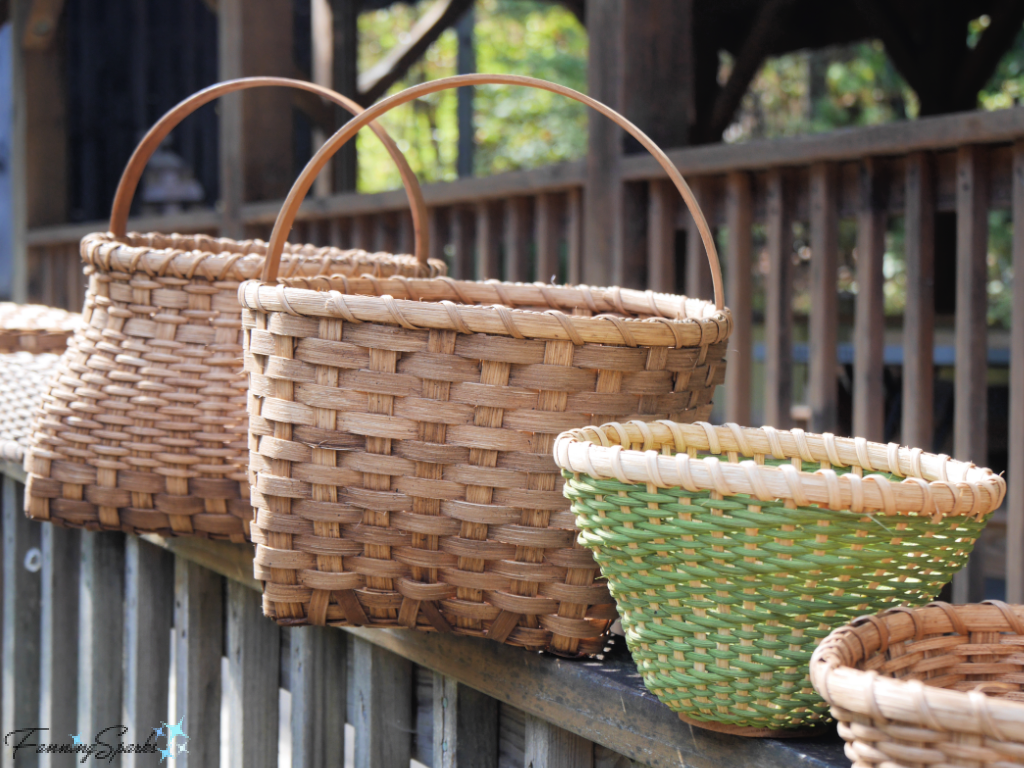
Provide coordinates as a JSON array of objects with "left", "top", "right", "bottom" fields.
[
  {"left": 808, "top": 162, "right": 839, "bottom": 434},
  {"left": 1009, "top": 139, "right": 1024, "bottom": 604}
]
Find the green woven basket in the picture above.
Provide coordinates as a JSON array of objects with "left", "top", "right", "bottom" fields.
[{"left": 554, "top": 420, "right": 1005, "bottom": 737}]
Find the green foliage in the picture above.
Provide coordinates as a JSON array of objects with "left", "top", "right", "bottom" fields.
[{"left": 356, "top": 0, "right": 586, "bottom": 192}]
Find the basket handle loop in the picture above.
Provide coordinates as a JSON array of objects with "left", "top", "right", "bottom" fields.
[
  {"left": 262, "top": 74, "right": 724, "bottom": 310},
  {"left": 108, "top": 76, "right": 428, "bottom": 263}
]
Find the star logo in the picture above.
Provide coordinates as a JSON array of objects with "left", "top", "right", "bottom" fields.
[
  {"left": 163, "top": 717, "right": 188, "bottom": 744},
  {"left": 177, "top": 743, "right": 188, "bottom": 755},
  {"left": 153, "top": 726, "right": 164, "bottom": 739},
  {"left": 158, "top": 746, "right": 172, "bottom": 763},
  {"left": 70, "top": 733, "right": 84, "bottom": 745}
]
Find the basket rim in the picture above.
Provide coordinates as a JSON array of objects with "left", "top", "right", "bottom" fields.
[
  {"left": 81, "top": 232, "right": 446, "bottom": 282},
  {"left": 809, "top": 601, "right": 1024, "bottom": 742},
  {"left": 238, "top": 277, "right": 732, "bottom": 348},
  {"left": 0, "top": 302, "right": 81, "bottom": 333},
  {"left": 553, "top": 420, "right": 1005, "bottom": 520}
]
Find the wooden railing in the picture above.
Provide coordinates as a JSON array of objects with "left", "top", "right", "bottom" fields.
[
  {"left": 0, "top": 462, "right": 848, "bottom": 768},
  {"left": 23, "top": 105, "right": 1024, "bottom": 603}
]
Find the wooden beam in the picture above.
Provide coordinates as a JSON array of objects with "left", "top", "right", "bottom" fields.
[
  {"left": 351, "top": 637, "right": 413, "bottom": 768},
  {"left": 647, "top": 180, "right": 676, "bottom": 293},
  {"left": 504, "top": 197, "right": 533, "bottom": 283},
  {"left": 358, "top": 0, "right": 475, "bottom": 106},
  {"left": 217, "top": 0, "right": 244, "bottom": 238},
  {"left": 289, "top": 627, "right": 347, "bottom": 768},
  {"left": 952, "top": 145, "right": 989, "bottom": 605},
  {"left": 433, "top": 674, "right": 499, "bottom": 768},
  {"left": 853, "top": 158, "right": 886, "bottom": 442},
  {"left": 902, "top": 152, "right": 935, "bottom": 449},
  {"left": 684, "top": 178, "right": 715, "bottom": 302},
  {"left": 764, "top": 169, "right": 792, "bottom": 429},
  {"left": 1008, "top": 139, "right": 1024, "bottom": 604},
  {"left": 535, "top": 193, "right": 564, "bottom": 284},
  {"left": 525, "top": 714, "right": 594, "bottom": 768},
  {"left": 475, "top": 202, "right": 502, "bottom": 280},
  {"left": 451, "top": 207, "right": 475, "bottom": 280},
  {"left": 724, "top": 171, "right": 752, "bottom": 426},
  {"left": 808, "top": 162, "right": 839, "bottom": 433},
  {"left": 39, "top": 526, "right": 78, "bottom": 768},
  {"left": 566, "top": 188, "right": 583, "bottom": 285},
  {"left": 330, "top": 0, "right": 358, "bottom": 192}
]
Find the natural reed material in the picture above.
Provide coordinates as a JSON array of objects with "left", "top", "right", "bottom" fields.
[
  {"left": 243, "top": 74, "right": 731, "bottom": 655},
  {"left": 555, "top": 420, "right": 1004, "bottom": 734},
  {"left": 24, "top": 77, "right": 443, "bottom": 540},
  {"left": 811, "top": 601, "right": 1024, "bottom": 767},
  {"left": 0, "top": 303, "right": 80, "bottom": 353},
  {"left": 0, "top": 352, "right": 63, "bottom": 463}
]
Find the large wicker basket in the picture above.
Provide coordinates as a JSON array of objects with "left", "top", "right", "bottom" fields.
[
  {"left": 811, "top": 601, "right": 1024, "bottom": 767},
  {"left": 0, "top": 303, "right": 81, "bottom": 353},
  {"left": 24, "top": 77, "right": 444, "bottom": 541},
  {"left": 554, "top": 420, "right": 1005, "bottom": 734},
  {"left": 241, "top": 74, "right": 731, "bottom": 655}
]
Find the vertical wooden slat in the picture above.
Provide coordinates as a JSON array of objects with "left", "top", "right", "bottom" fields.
[
  {"left": 226, "top": 581, "right": 280, "bottom": 768},
  {"left": 2, "top": 478, "right": 40, "bottom": 768},
  {"left": 764, "top": 169, "right": 792, "bottom": 429},
  {"left": 504, "top": 197, "right": 533, "bottom": 283},
  {"left": 524, "top": 714, "right": 593, "bottom": 768},
  {"left": 289, "top": 626, "right": 347, "bottom": 768},
  {"left": 684, "top": 178, "right": 714, "bottom": 302},
  {"left": 567, "top": 188, "right": 583, "bottom": 285},
  {"left": 535, "top": 193, "right": 563, "bottom": 284},
  {"left": 351, "top": 636, "right": 412, "bottom": 768},
  {"left": 173, "top": 558, "right": 223, "bottom": 768},
  {"left": 724, "top": 171, "right": 752, "bottom": 425},
  {"left": 39, "top": 526, "right": 79, "bottom": 768},
  {"left": 217, "top": 0, "right": 244, "bottom": 239},
  {"left": 122, "top": 538, "right": 173, "bottom": 767},
  {"left": 433, "top": 674, "right": 499, "bottom": 768},
  {"left": 646, "top": 180, "right": 676, "bottom": 294},
  {"left": 429, "top": 207, "right": 449, "bottom": 266},
  {"left": 476, "top": 202, "right": 501, "bottom": 280},
  {"left": 853, "top": 158, "right": 886, "bottom": 442},
  {"left": 808, "top": 162, "right": 839, "bottom": 434},
  {"left": 1008, "top": 139, "right": 1024, "bottom": 604},
  {"left": 77, "top": 531, "right": 125, "bottom": 764},
  {"left": 375, "top": 211, "right": 398, "bottom": 255},
  {"left": 353, "top": 215, "right": 374, "bottom": 251},
  {"left": 903, "top": 152, "right": 936, "bottom": 449},
  {"left": 953, "top": 145, "right": 990, "bottom": 605},
  {"left": 398, "top": 211, "right": 415, "bottom": 256},
  {"left": 451, "top": 207, "right": 475, "bottom": 280}
]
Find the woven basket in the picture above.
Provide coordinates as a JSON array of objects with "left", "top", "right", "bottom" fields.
[
  {"left": 24, "top": 76, "right": 444, "bottom": 541},
  {"left": 811, "top": 601, "right": 1024, "bottom": 767},
  {"left": 0, "top": 352, "right": 63, "bottom": 463},
  {"left": 554, "top": 420, "right": 1005, "bottom": 734},
  {"left": 0, "top": 303, "right": 81, "bottom": 353},
  {"left": 240, "top": 74, "right": 731, "bottom": 655}
]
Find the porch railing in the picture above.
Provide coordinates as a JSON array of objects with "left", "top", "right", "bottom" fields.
[{"left": 22, "top": 106, "right": 1024, "bottom": 603}]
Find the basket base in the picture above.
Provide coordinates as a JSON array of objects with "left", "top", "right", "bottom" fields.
[{"left": 676, "top": 712, "right": 820, "bottom": 739}]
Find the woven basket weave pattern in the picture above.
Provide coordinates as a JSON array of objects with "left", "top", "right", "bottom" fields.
[
  {"left": 0, "top": 352, "right": 63, "bottom": 462},
  {"left": 811, "top": 602, "right": 1024, "bottom": 767},
  {"left": 242, "top": 278, "right": 730, "bottom": 655},
  {"left": 24, "top": 233, "right": 443, "bottom": 540},
  {"left": 555, "top": 421, "right": 1004, "bottom": 732},
  {"left": 0, "top": 303, "right": 81, "bottom": 353}
]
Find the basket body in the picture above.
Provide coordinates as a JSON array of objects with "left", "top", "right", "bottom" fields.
[
  {"left": 811, "top": 602, "right": 1024, "bottom": 767},
  {"left": 0, "top": 352, "right": 63, "bottom": 463},
  {"left": 0, "top": 303, "right": 80, "bottom": 353},
  {"left": 24, "top": 233, "right": 442, "bottom": 540},
  {"left": 241, "top": 277, "right": 730, "bottom": 654},
  {"left": 556, "top": 421, "right": 1003, "bottom": 731}
]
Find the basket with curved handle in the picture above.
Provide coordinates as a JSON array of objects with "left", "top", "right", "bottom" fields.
[
  {"left": 108, "top": 75, "right": 427, "bottom": 262},
  {"left": 258, "top": 73, "right": 722, "bottom": 309}
]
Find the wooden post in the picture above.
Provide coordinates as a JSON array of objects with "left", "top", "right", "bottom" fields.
[
  {"left": 289, "top": 626, "right": 347, "bottom": 768},
  {"left": 902, "top": 152, "right": 935, "bottom": 450},
  {"left": 2, "top": 478, "right": 41, "bottom": 768},
  {"left": 78, "top": 531, "right": 125, "bottom": 765},
  {"left": 764, "top": 169, "right": 792, "bottom": 430},
  {"left": 39, "top": 526, "right": 79, "bottom": 768},
  {"left": 351, "top": 636, "right": 413, "bottom": 768},
  {"left": 567, "top": 189, "right": 583, "bottom": 285},
  {"left": 684, "top": 179, "right": 715, "bottom": 303},
  {"left": 226, "top": 581, "right": 280, "bottom": 768},
  {"left": 217, "top": 0, "right": 244, "bottom": 239},
  {"left": 122, "top": 537, "right": 173, "bottom": 767},
  {"left": 504, "top": 198, "right": 533, "bottom": 283},
  {"left": 456, "top": 6, "right": 475, "bottom": 179},
  {"left": 331, "top": 0, "right": 358, "bottom": 192},
  {"left": 1009, "top": 139, "right": 1024, "bottom": 603},
  {"left": 173, "top": 558, "right": 224, "bottom": 768},
  {"left": 433, "top": 674, "right": 499, "bottom": 768},
  {"left": 524, "top": 714, "right": 594, "bottom": 768},
  {"left": 953, "top": 145, "right": 989, "bottom": 605},
  {"left": 476, "top": 202, "right": 502, "bottom": 280},
  {"left": 647, "top": 180, "right": 677, "bottom": 294},
  {"left": 808, "top": 162, "right": 839, "bottom": 434},
  {"left": 853, "top": 158, "right": 886, "bottom": 443},
  {"left": 451, "top": 208, "right": 476, "bottom": 280},
  {"left": 724, "top": 172, "right": 752, "bottom": 426},
  {"left": 535, "top": 193, "right": 564, "bottom": 285}
]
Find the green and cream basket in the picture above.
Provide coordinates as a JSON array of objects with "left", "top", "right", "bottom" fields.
[{"left": 553, "top": 420, "right": 1005, "bottom": 736}]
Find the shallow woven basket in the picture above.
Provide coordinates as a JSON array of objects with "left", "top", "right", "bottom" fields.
[
  {"left": 241, "top": 74, "right": 731, "bottom": 655},
  {"left": 554, "top": 420, "right": 1005, "bottom": 734},
  {"left": 24, "top": 77, "right": 444, "bottom": 541},
  {"left": 0, "top": 352, "right": 63, "bottom": 463},
  {"left": 811, "top": 601, "right": 1024, "bottom": 767},
  {"left": 0, "top": 303, "right": 81, "bottom": 353}
]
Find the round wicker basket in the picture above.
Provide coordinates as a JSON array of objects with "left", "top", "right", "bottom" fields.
[{"left": 811, "top": 601, "right": 1024, "bottom": 767}]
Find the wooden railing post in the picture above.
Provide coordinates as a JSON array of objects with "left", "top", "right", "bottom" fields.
[
  {"left": 1009, "top": 139, "right": 1024, "bottom": 604},
  {"left": 39, "top": 525, "right": 79, "bottom": 768},
  {"left": 451, "top": 207, "right": 476, "bottom": 280},
  {"left": 122, "top": 538, "right": 173, "bottom": 767},
  {"left": 351, "top": 636, "right": 413, "bottom": 768},
  {"left": 808, "top": 162, "right": 839, "bottom": 434},
  {"left": 226, "top": 581, "right": 280, "bottom": 768},
  {"left": 953, "top": 145, "right": 990, "bottom": 604},
  {"left": 2, "top": 478, "right": 41, "bottom": 768},
  {"left": 524, "top": 713, "right": 594, "bottom": 768},
  {"left": 433, "top": 674, "right": 498, "bottom": 768},
  {"left": 764, "top": 169, "right": 793, "bottom": 429},
  {"left": 505, "top": 198, "right": 533, "bottom": 283},
  {"left": 853, "top": 158, "right": 886, "bottom": 442},
  {"left": 684, "top": 178, "right": 715, "bottom": 303},
  {"left": 289, "top": 626, "right": 347, "bottom": 768},
  {"left": 535, "top": 193, "right": 564, "bottom": 285},
  {"left": 647, "top": 180, "right": 677, "bottom": 294},
  {"left": 476, "top": 202, "right": 502, "bottom": 280},
  {"left": 724, "top": 171, "right": 752, "bottom": 426}
]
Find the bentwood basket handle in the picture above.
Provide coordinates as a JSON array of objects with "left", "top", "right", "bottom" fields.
[
  {"left": 262, "top": 74, "right": 723, "bottom": 309},
  {"left": 108, "top": 76, "right": 428, "bottom": 263}
]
